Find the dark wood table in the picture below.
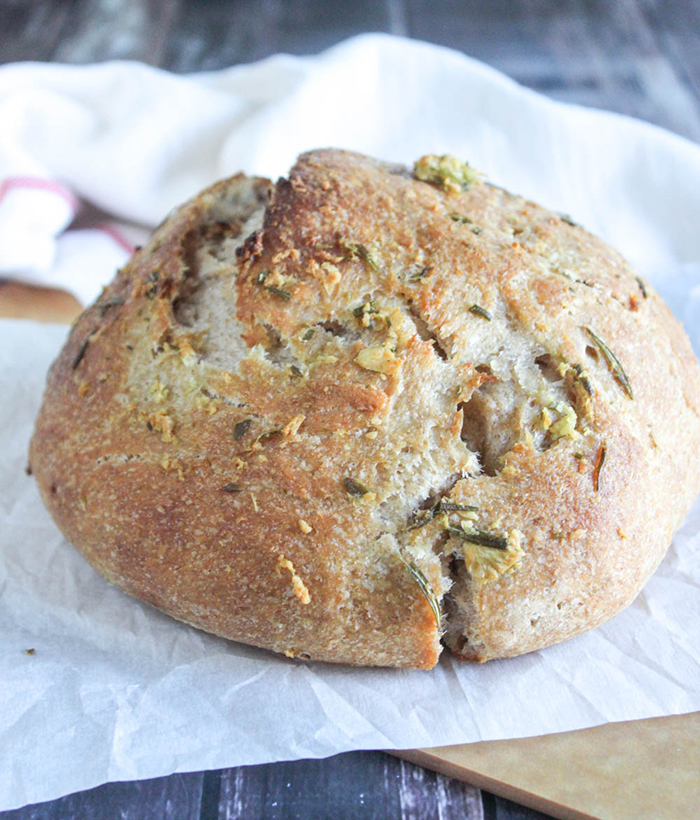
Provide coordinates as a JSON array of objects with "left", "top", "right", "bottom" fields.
[{"left": 1, "top": 2, "right": 698, "bottom": 818}]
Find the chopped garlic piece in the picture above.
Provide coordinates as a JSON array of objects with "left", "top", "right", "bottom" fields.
[
  {"left": 414, "top": 154, "right": 482, "bottom": 192},
  {"left": 355, "top": 344, "right": 401, "bottom": 376},
  {"left": 549, "top": 403, "right": 579, "bottom": 442},
  {"left": 387, "top": 307, "right": 413, "bottom": 346}
]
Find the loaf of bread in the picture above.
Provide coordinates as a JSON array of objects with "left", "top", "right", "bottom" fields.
[{"left": 29, "top": 149, "right": 700, "bottom": 668}]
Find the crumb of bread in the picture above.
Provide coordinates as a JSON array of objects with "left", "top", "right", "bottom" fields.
[
  {"left": 160, "top": 456, "right": 185, "bottom": 481},
  {"left": 178, "top": 338, "right": 198, "bottom": 366},
  {"left": 195, "top": 393, "right": 219, "bottom": 414},
  {"left": 151, "top": 378, "right": 169, "bottom": 403},
  {"left": 320, "top": 262, "right": 342, "bottom": 295},
  {"left": 284, "top": 648, "right": 311, "bottom": 660},
  {"left": 142, "top": 410, "right": 176, "bottom": 443},
  {"left": 540, "top": 407, "right": 553, "bottom": 431},
  {"left": 282, "top": 414, "right": 305, "bottom": 437},
  {"left": 277, "top": 555, "right": 311, "bottom": 604}
]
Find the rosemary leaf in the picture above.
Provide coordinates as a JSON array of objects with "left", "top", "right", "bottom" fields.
[
  {"left": 406, "top": 267, "right": 430, "bottom": 283},
  {"left": 593, "top": 443, "right": 606, "bottom": 492},
  {"left": 560, "top": 214, "right": 578, "bottom": 227},
  {"left": 255, "top": 270, "right": 269, "bottom": 285},
  {"left": 343, "top": 477, "right": 369, "bottom": 496},
  {"left": 146, "top": 270, "right": 160, "bottom": 300},
  {"left": 636, "top": 277, "right": 648, "bottom": 299},
  {"left": 408, "top": 506, "right": 443, "bottom": 530},
  {"left": 353, "top": 300, "right": 377, "bottom": 318},
  {"left": 408, "top": 511, "right": 435, "bottom": 530},
  {"left": 257, "top": 430, "right": 282, "bottom": 445},
  {"left": 302, "top": 328, "right": 315, "bottom": 341},
  {"left": 222, "top": 483, "right": 242, "bottom": 493},
  {"left": 233, "top": 419, "right": 252, "bottom": 440},
  {"left": 403, "top": 558, "right": 441, "bottom": 627},
  {"left": 553, "top": 269, "right": 590, "bottom": 287},
  {"left": 408, "top": 500, "right": 479, "bottom": 529},
  {"left": 439, "top": 502, "right": 479, "bottom": 512},
  {"left": 447, "top": 526, "right": 508, "bottom": 551},
  {"left": 572, "top": 363, "right": 595, "bottom": 396},
  {"left": 265, "top": 286, "right": 291, "bottom": 300},
  {"left": 72, "top": 338, "right": 90, "bottom": 370},
  {"left": 450, "top": 213, "right": 483, "bottom": 235},
  {"left": 355, "top": 244, "right": 379, "bottom": 272},
  {"left": 99, "top": 297, "right": 125, "bottom": 316},
  {"left": 469, "top": 304, "right": 492, "bottom": 321},
  {"left": 585, "top": 328, "right": 633, "bottom": 399}
]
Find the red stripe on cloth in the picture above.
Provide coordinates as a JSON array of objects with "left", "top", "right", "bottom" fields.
[
  {"left": 0, "top": 175, "right": 80, "bottom": 214},
  {"left": 94, "top": 223, "right": 136, "bottom": 255}
]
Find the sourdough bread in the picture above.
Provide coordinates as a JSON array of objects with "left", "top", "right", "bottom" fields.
[{"left": 29, "top": 150, "right": 700, "bottom": 668}]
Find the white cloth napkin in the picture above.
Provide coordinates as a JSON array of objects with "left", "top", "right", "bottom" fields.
[{"left": 1, "top": 34, "right": 700, "bottom": 812}]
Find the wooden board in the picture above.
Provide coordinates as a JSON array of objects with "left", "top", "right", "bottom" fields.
[
  {"left": 0, "top": 281, "right": 83, "bottom": 323},
  {"left": 395, "top": 713, "right": 700, "bottom": 820},
  {"left": 4, "top": 279, "right": 699, "bottom": 819}
]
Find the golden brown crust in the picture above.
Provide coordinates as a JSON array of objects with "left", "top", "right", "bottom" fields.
[{"left": 29, "top": 150, "right": 700, "bottom": 668}]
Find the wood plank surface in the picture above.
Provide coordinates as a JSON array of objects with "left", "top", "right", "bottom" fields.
[
  {"left": 1, "top": 1, "right": 699, "bottom": 818},
  {"left": 3, "top": 0, "right": 699, "bottom": 141},
  {"left": 0, "top": 750, "right": 537, "bottom": 820}
]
